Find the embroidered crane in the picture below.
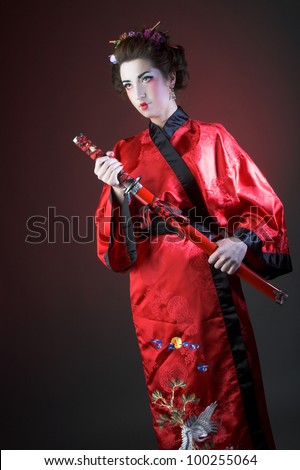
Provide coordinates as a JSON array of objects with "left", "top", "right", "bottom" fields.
[
  {"left": 179, "top": 401, "right": 218, "bottom": 450},
  {"left": 151, "top": 378, "right": 218, "bottom": 449}
]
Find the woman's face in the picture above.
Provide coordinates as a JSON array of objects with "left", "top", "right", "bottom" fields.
[{"left": 120, "top": 58, "right": 176, "bottom": 125}]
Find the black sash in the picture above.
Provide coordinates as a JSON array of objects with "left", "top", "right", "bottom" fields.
[
  {"left": 149, "top": 112, "right": 270, "bottom": 449},
  {"left": 149, "top": 116, "right": 219, "bottom": 235}
]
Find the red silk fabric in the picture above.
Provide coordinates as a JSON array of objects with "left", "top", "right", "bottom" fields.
[{"left": 94, "top": 119, "right": 291, "bottom": 449}]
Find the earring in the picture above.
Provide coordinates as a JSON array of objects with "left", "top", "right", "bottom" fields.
[{"left": 169, "top": 87, "right": 176, "bottom": 101}]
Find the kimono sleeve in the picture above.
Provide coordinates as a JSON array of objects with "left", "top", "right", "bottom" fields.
[
  {"left": 210, "top": 124, "right": 293, "bottom": 280},
  {"left": 94, "top": 142, "right": 137, "bottom": 273}
]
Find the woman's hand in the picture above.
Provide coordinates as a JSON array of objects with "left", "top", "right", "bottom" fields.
[
  {"left": 94, "top": 151, "right": 123, "bottom": 187},
  {"left": 208, "top": 236, "right": 248, "bottom": 275}
]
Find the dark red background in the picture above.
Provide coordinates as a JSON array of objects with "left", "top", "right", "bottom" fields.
[{"left": 1, "top": 0, "right": 299, "bottom": 449}]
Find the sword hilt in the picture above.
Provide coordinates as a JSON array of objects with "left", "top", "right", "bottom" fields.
[{"left": 73, "top": 133, "right": 142, "bottom": 195}]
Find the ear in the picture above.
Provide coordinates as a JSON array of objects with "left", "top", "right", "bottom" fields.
[{"left": 168, "top": 71, "right": 176, "bottom": 87}]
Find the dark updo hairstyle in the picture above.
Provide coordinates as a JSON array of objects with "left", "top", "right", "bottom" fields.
[{"left": 111, "top": 26, "right": 189, "bottom": 95}]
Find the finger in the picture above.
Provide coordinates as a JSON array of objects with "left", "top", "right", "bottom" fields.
[
  {"left": 208, "top": 239, "right": 228, "bottom": 262},
  {"left": 97, "top": 159, "right": 120, "bottom": 178},
  {"left": 208, "top": 249, "right": 221, "bottom": 265},
  {"left": 99, "top": 163, "right": 123, "bottom": 183},
  {"left": 214, "top": 257, "right": 227, "bottom": 270},
  {"left": 106, "top": 151, "right": 114, "bottom": 157},
  {"left": 96, "top": 155, "right": 111, "bottom": 164},
  {"left": 103, "top": 161, "right": 123, "bottom": 178},
  {"left": 226, "top": 264, "right": 239, "bottom": 275},
  {"left": 107, "top": 166, "right": 123, "bottom": 186},
  {"left": 220, "top": 260, "right": 237, "bottom": 274},
  {"left": 94, "top": 156, "right": 110, "bottom": 173},
  {"left": 227, "top": 261, "right": 242, "bottom": 275},
  {"left": 94, "top": 154, "right": 116, "bottom": 170}
]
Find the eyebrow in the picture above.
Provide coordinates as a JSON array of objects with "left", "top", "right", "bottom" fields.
[{"left": 122, "top": 71, "right": 151, "bottom": 84}]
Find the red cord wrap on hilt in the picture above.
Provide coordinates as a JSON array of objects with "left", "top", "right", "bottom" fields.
[{"left": 73, "top": 133, "right": 288, "bottom": 305}]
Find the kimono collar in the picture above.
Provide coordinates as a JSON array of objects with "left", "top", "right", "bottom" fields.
[{"left": 149, "top": 106, "right": 189, "bottom": 140}]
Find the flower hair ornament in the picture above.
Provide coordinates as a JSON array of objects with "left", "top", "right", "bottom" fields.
[{"left": 108, "top": 21, "right": 178, "bottom": 64}]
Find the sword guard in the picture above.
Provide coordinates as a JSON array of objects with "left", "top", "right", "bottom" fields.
[{"left": 118, "top": 172, "right": 142, "bottom": 195}]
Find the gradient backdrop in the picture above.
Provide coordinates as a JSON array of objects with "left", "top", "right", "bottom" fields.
[{"left": 1, "top": 0, "right": 299, "bottom": 450}]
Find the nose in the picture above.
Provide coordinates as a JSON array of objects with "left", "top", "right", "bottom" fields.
[{"left": 135, "top": 82, "right": 146, "bottom": 101}]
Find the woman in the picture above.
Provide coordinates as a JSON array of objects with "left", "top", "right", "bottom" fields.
[{"left": 93, "top": 23, "right": 292, "bottom": 450}]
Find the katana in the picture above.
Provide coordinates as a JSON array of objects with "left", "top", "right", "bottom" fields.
[{"left": 73, "top": 133, "right": 288, "bottom": 305}]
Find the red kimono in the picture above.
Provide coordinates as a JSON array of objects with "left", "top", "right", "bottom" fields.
[{"left": 94, "top": 107, "right": 292, "bottom": 450}]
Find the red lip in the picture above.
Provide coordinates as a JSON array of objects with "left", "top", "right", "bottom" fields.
[{"left": 140, "top": 102, "right": 149, "bottom": 110}]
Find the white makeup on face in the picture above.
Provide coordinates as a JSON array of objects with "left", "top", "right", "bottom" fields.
[{"left": 120, "top": 58, "right": 177, "bottom": 128}]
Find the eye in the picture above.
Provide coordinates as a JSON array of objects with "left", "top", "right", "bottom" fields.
[
  {"left": 123, "top": 83, "right": 132, "bottom": 90},
  {"left": 142, "top": 75, "right": 153, "bottom": 83}
]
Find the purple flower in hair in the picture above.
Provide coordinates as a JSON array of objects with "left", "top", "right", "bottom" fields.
[
  {"left": 151, "top": 31, "right": 164, "bottom": 45},
  {"left": 108, "top": 21, "right": 169, "bottom": 64},
  {"left": 143, "top": 28, "right": 152, "bottom": 39}
]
